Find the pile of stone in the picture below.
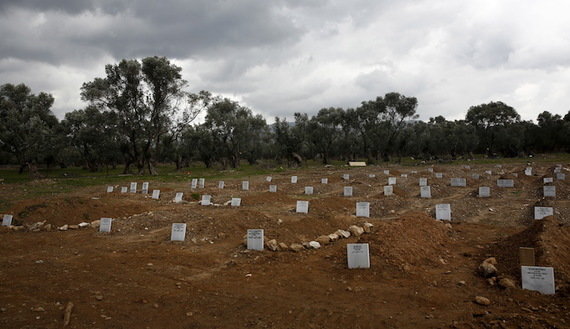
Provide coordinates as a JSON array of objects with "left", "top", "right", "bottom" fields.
[{"left": 478, "top": 257, "right": 516, "bottom": 289}]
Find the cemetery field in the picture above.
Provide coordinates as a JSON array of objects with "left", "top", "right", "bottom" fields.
[{"left": 1, "top": 163, "right": 570, "bottom": 328}]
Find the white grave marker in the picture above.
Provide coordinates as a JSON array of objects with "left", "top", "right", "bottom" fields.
[
  {"left": 525, "top": 167, "right": 533, "bottom": 176},
  {"left": 198, "top": 178, "right": 205, "bottom": 188},
  {"left": 151, "top": 190, "right": 160, "bottom": 199},
  {"left": 451, "top": 178, "right": 466, "bottom": 187},
  {"left": 383, "top": 170, "right": 390, "bottom": 175},
  {"left": 388, "top": 177, "right": 397, "bottom": 185},
  {"left": 534, "top": 207, "right": 553, "bottom": 220},
  {"left": 512, "top": 173, "right": 519, "bottom": 178},
  {"left": 343, "top": 186, "right": 353, "bottom": 197},
  {"left": 120, "top": 187, "right": 128, "bottom": 193},
  {"left": 368, "top": 174, "right": 376, "bottom": 178},
  {"left": 343, "top": 174, "right": 350, "bottom": 180},
  {"left": 556, "top": 173, "right": 565, "bottom": 180},
  {"left": 304, "top": 186, "right": 314, "bottom": 195},
  {"left": 174, "top": 192, "right": 183, "bottom": 203},
  {"left": 242, "top": 181, "right": 249, "bottom": 191},
  {"left": 296, "top": 200, "right": 309, "bottom": 213},
  {"left": 356, "top": 202, "right": 370, "bottom": 218},
  {"left": 247, "top": 229, "right": 264, "bottom": 251},
  {"left": 554, "top": 167, "right": 562, "bottom": 174},
  {"left": 521, "top": 266, "right": 555, "bottom": 295},
  {"left": 419, "top": 178, "right": 428, "bottom": 186},
  {"left": 435, "top": 173, "right": 443, "bottom": 179},
  {"left": 543, "top": 177, "right": 553, "bottom": 184},
  {"left": 201, "top": 195, "right": 211, "bottom": 206},
  {"left": 411, "top": 170, "right": 418, "bottom": 174},
  {"left": 383, "top": 185, "right": 394, "bottom": 196},
  {"left": 2, "top": 214, "right": 13, "bottom": 226},
  {"left": 321, "top": 178, "right": 328, "bottom": 184},
  {"left": 231, "top": 198, "right": 241, "bottom": 207},
  {"left": 129, "top": 182, "right": 137, "bottom": 193},
  {"left": 485, "top": 170, "right": 492, "bottom": 175},
  {"left": 106, "top": 186, "right": 114, "bottom": 193},
  {"left": 479, "top": 186, "right": 491, "bottom": 198},
  {"left": 497, "top": 179, "right": 514, "bottom": 188},
  {"left": 472, "top": 174, "right": 480, "bottom": 180},
  {"left": 269, "top": 185, "right": 277, "bottom": 193},
  {"left": 141, "top": 182, "right": 149, "bottom": 194},
  {"left": 400, "top": 174, "right": 407, "bottom": 178},
  {"left": 543, "top": 186, "right": 556, "bottom": 197},
  {"left": 266, "top": 176, "right": 272, "bottom": 182},
  {"left": 435, "top": 204, "right": 451, "bottom": 220},
  {"left": 99, "top": 217, "right": 112, "bottom": 232},
  {"left": 190, "top": 179, "right": 198, "bottom": 189},
  {"left": 427, "top": 168, "right": 434, "bottom": 173},
  {"left": 464, "top": 165, "right": 471, "bottom": 169},
  {"left": 218, "top": 181, "right": 225, "bottom": 189},
  {"left": 291, "top": 176, "right": 298, "bottom": 184},
  {"left": 347, "top": 243, "right": 370, "bottom": 269},
  {"left": 170, "top": 223, "right": 187, "bottom": 241},
  {"left": 420, "top": 186, "right": 431, "bottom": 198}
]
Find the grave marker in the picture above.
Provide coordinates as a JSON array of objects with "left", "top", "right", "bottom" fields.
[
  {"left": 120, "top": 187, "right": 128, "bottom": 193},
  {"left": 305, "top": 186, "right": 314, "bottom": 195},
  {"left": 368, "top": 174, "right": 376, "bottom": 178},
  {"left": 556, "top": 173, "right": 565, "bottom": 180},
  {"left": 266, "top": 176, "right": 272, "bottom": 182},
  {"left": 411, "top": 170, "right": 418, "bottom": 174},
  {"left": 343, "top": 186, "right": 353, "bottom": 197},
  {"left": 356, "top": 202, "right": 370, "bottom": 218},
  {"left": 231, "top": 198, "right": 241, "bottom": 207},
  {"left": 383, "top": 185, "right": 394, "bottom": 196},
  {"left": 450, "top": 178, "right": 466, "bottom": 187},
  {"left": 106, "top": 186, "right": 114, "bottom": 193},
  {"left": 151, "top": 190, "right": 160, "bottom": 199},
  {"left": 521, "top": 266, "right": 555, "bottom": 295},
  {"left": 485, "top": 170, "right": 492, "bottom": 175},
  {"left": 347, "top": 243, "right": 370, "bottom": 269},
  {"left": 321, "top": 178, "right": 328, "bottom": 184},
  {"left": 419, "top": 178, "right": 428, "bottom": 186},
  {"left": 218, "top": 181, "right": 225, "bottom": 189},
  {"left": 472, "top": 174, "right": 480, "bottom": 180},
  {"left": 269, "top": 185, "right": 277, "bottom": 193},
  {"left": 388, "top": 177, "right": 397, "bottom": 185},
  {"left": 242, "top": 181, "right": 249, "bottom": 191},
  {"left": 190, "top": 179, "right": 198, "bottom": 189},
  {"left": 554, "top": 167, "right": 561, "bottom": 174},
  {"left": 435, "top": 204, "right": 451, "bottom": 221},
  {"left": 525, "top": 167, "right": 533, "bottom": 176},
  {"left": 497, "top": 179, "right": 514, "bottom": 188},
  {"left": 129, "top": 182, "right": 137, "bottom": 193},
  {"left": 435, "top": 173, "right": 443, "bottom": 179},
  {"left": 2, "top": 214, "right": 13, "bottom": 226},
  {"left": 198, "top": 178, "right": 205, "bottom": 188},
  {"left": 519, "top": 247, "right": 535, "bottom": 266},
  {"left": 543, "top": 186, "right": 556, "bottom": 197},
  {"left": 247, "top": 229, "right": 264, "bottom": 251},
  {"left": 296, "top": 201, "right": 309, "bottom": 214},
  {"left": 141, "top": 182, "right": 149, "bottom": 194},
  {"left": 170, "top": 223, "right": 187, "bottom": 241},
  {"left": 343, "top": 174, "right": 350, "bottom": 180},
  {"left": 534, "top": 207, "right": 553, "bottom": 220},
  {"left": 478, "top": 186, "right": 491, "bottom": 198},
  {"left": 201, "top": 195, "right": 211, "bottom": 206},
  {"left": 174, "top": 192, "right": 184, "bottom": 203},
  {"left": 420, "top": 186, "right": 431, "bottom": 198},
  {"left": 400, "top": 174, "right": 408, "bottom": 178},
  {"left": 99, "top": 218, "right": 112, "bottom": 233},
  {"left": 291, "top": 176, "right": 298, "bottom": 184},
  {"left": 427, "top": 168, "right": 434, "bottom": 173},
  {"left": 512, "top": 173, "right": 519, "bottom": 178},
  {"left": 383, "top": 170, "right": 390, "bottom": 175},
  {"left": 464, "top": 165, "right": 471, "bottom": 169},
  {"left": 543, "top": 177, "right": 553, "bottom": 184}
]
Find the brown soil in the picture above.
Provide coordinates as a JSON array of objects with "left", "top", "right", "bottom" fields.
[{"left": 1, "top": 163, "right": 570, "bottom": 328}]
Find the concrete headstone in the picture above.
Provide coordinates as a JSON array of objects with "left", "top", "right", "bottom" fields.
[
  {"left": 218, "top": 181, "right": 225, "bottom": 189},
  {"left": 151, "top": 190, "right": 160, "bottom": 199},
  {"left": 120, "top": 187, "right": 127, "bottom": 193},
  {"left": 356, "top": 202, "right": 370, "bottom": 218},
  {"left": 269, "top": 185, "right": 277, "bottom": 193},
  {"left": 190, "top": 179, "right": 198, "bottom": 189},
  {"left": 291, "top": 176, "right": 298, "bottom": 184},
  {"left": 479, "top": 186, "right": 491, "bottom": 198},
  {"left": 129, "top": 182, "right": 137, "bottom": 193},
  {"left": 388, "top": 177, "right": 397, "bottom": 185},
  {"left": 435, "top": 173, "right": 443, "bottom": 178},
  {"left": 141, "top": 182, "right": 149, "bottom": 194},
  {"left": 543, "top": 186, "right": 556, "bottom": 197},
  {"left": 534, "top": 207, "right": 553, "bottom": 220},
  {"left": 170, "top": 223, "right": 187, "bottom": 241},
  {"left": 556, "top": 173, "right": 565, "bottom": 180},
  {"left": 435, "top": 204, "right": 451, "bottom": 220},
  {"left": 99, "top": 218, "right": 112, "bottom": 232},
  {"left": 451, "top": 178, "right": 466, "bottom": 187},
  {"left": 305, "top": 186, "right": 314, "bottom": 195},
  {"left": 497, "top": 179, "right": 514, "bottom": 188},
  {"left": 384, "top": 185, "right": 394, "bottom": 196},
  {"left": 521, "top": 266, "right": 555, "bottom": 295},
  {"left": 343, "top": 174, "right": 350, "bottom": 180},
  {"left": 472, "top": 174, "right": 480, "bottom": 179},
  {"left": 174, "top": 192, "right": 183, "bottom": 203},
  {"left": 343, "top": 186, "right": 353, "bottom": 197},
  {"left": 543, "top": 177, "right": 553, "bottom": 184},
  {"left": 247, "top": 229, "right": 264, "bottom": 251},
  {"left": 419, "top": 178, "right": 428, "bottom": 186},
  {"left": 242, "top": 181, "right": 249, "bottom": 191},
  {"left": 347, "top": 243, "right": 370, "bottom": 269},
  {"left": 231, "top": 198, "right": 241, "bottom": 207},
  {"left": 321, "top": 178, "right": 328, "bottom": 184},
  {"left": 525, "top": 167, "right": 533, "bottom": 176},
  {"left": 420, "top": 186, "right": 431, "bottom": 198},
  {"left": 201, "top": 195, "right": 211, "bottom": 206},
  {"left": 198, "top": 178, "right": 205, "bottom": 188},
  {"left": 485, "top": 170, "right": 492, "bottom": 175},
  {"left": 266, "top": 176, "right": 272, "bottom": 182},
  {"left": 2, "top": 214, "right": 13, "bottom": 226},
  {"left": 106, "top": 186, "right": 114, "bottom": 193},
  {"left": 296, "top": 200, "right": 309, "bottom": 213}
]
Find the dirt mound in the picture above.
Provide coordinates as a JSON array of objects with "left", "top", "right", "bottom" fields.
[{"left": 360, "top": 212, "right": 452, "bottom": 271}]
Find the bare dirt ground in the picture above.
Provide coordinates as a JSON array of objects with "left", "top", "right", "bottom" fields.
[{"left": 1, "top": 163, "right": 569, "bottom": 329}]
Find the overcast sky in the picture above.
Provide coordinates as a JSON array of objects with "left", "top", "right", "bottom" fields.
[{"left": 1, "top": 0, "right": 570, "bottom": 122}]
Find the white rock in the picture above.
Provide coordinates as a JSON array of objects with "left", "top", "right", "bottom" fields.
[
  {"left": 362, "top": 222, "right": 374, "bottom": 233},
  {"left": 58, "top": 225, "right": 69, "bottom": 231},
  {"left": 336, "top": 229, "right": 351, "bottom": 239},
  {"left": 308, "top": 241, "right": 321, "bottom": 249},
  {"left": 78, "top": 222, "right": 90, "bottom": 228},
  {"left": 348, "top": 225, "right": 364, "bottom": 237},
  {"left": 328, "top": 233, "right": 340, "bottom": 241}
]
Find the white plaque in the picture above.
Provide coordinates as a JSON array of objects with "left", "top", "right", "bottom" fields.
[
  {"left": 497, "top": 179, "right": 514, "bottom": 188},
  {"left": 472, "top": 174, "right": 480, "bottom": 179},
  {"left": 400, "top": 174, "right": 407, "bottom": 178},
  {"left": 543, "top": 177, "right": 553, "bottom": 184},
  {"left": 305, "top": 186, "right": 314, "bottom": 195},
  {"left": 321, "top": 178, "right": 328, "bottom": 184},
  {"left": 247, "top": 229, "right": 264, "bottom": 250},
  {"left": 556, "top": 173, "right": 565, "bottom": 180},
  {"left": 554, "top": 167, "right": 562, "bottom": 174},
  {"left": 151, "top": 190, "right": 160, "bottom": 199},
  {"left": 356, "top": 202, "right": 370, "bottom": 218},
  {"left": 427, "top": 168, "right": 434, "bottom": 173},
  {"left": 106, "top": 186, "right": 114, "bottom": 193},
  {"left": 218, "top": 181, "right": 225, "bottom": 189},
  {"left": 190, "top": 178, "right": 198, "bottom": 189},
  {"left": 2, "top": 214, "right": 13, "bottom": 226},
  {"left": 296, "top": 200, "right": 309, "bottom": 213},
  {"left": 198, "top": 178, "right": 205, "bottom": 188},
  {"left": 383, "top": 170, "right": 390, "bottom": 175},
  {"left": 534, "top": 207, "right": 553, "bottom": 220},
  {"left": 512, "top": 173, "right": 519, "bottom": 178},
  {"left": 525, "top": 167, "right": 533, "bottom": 176},
  {"left": 435, "top": 173, "right": 443, "bottom": 178},
  {"left": 383, "top": 185, "right": 393, "bottom": 196},
  {"left": 419, "top": 178, "right": 427, "bottom": 186},
  {"left": 201, "top": 195, "right": 211, "bottom": 206},
  {"left": 269, "top": 185, "right": 277, "bottom": 192},
  {"left": 479, "top": 186, "right": 491, "bottom": 198},
  {"left": 388, "top": 177, "right": 397, "bottom": 185},
  {"left": 343, "top": 186, "right": 353, "bottom": 197},
  {"left": 451, "top": 178, "right": 466, "bottom": 187},
  {"left": 420, "top": 186, "right": 431, "bottom": 198},
  {"left": 343, "top": 174, "right": 350, "bottom": 180},
  {"left": 485, "top": 170, "right": 492, "bottom": 175},
  {"left": 231, "top": 198, "right": 241, "bottom": 207},
  {"left": 170, "top": 223, "right": 187, "bottom": 241},
  {"left": 266, "top": 176, "right": 272, "bottom": 182},
  {"left": 174, "top": 192, "right": 184, "bottom": 203},
  {"left": 120, "top": 187, "right": 128, "bottom": 193},
  {"left": 141, "top": 182, "right": 149, "bottom": 194},
  {"left": 543, "top": 186, "right": 556, "bottom": 197},
  {"left": 411, "top": 170, "right": 417, "bottom": 174},
  {"left": 99, "top": 217, "right": 112, "bottom": 232},
  {"left": 435, "top": 204, "right": 451, "bottom": 220},
  {"left": 368, "top": 174, "right": 376, "bottom": 178},
  {"left": 291, "top": 176, "right": 298, "bottom": 184},
  {"left": 347, "top": 243, "right": 370, "bottom": 269},
  {"left": 521, "top": 266, "right": 555, "bottom": 295},
  {"left": 129, "top": 182, "right": 137, "bottom": 193},
  {"left": 242, "top": 181, "right": 249, "bottom": 191}
]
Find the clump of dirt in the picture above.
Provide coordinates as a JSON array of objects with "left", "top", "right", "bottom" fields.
[{"left": 360, "top": 212, "right": 452, "bottom": 271}]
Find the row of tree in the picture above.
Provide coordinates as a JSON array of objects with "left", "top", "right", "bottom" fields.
[{"left": 1, "top": 56, "right": 570, "bottom": 175}]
